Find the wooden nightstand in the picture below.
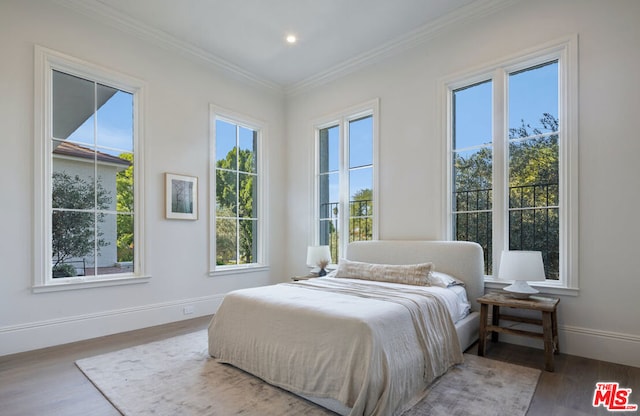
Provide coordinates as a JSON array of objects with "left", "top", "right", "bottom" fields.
[
  {"left": 291, "top": 274, "right": 317, "bottom": 281},
  {"left": 477, "top": 291, "right": 560, "bottom": 371}
]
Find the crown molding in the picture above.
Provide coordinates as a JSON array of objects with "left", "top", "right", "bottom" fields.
[
  {"left": 53, "top": 0, "right": 282, "bottom": 93},
  {"left": 54, "top": 0, "right": 520, "bottom": 96},
  {"left": 285, "top": 0, "right": 521, "bottom": 96}
]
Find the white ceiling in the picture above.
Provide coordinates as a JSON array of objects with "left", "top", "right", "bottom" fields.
[{"left": 62, "top": 0, "right": 504, "bottom": 90}]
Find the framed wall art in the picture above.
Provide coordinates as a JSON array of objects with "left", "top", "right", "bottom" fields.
[{"left": 165, "top": 173, "right": 198, "bottom": 220}]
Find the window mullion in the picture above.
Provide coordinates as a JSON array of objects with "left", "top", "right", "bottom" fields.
[
  {"left": 93, "top": 81, "right": 99, "bottom": 277},
  {"left": 339, "top": 119, "right": 349, "bottom": 258},
  {"left": 492, "top": 68, "right": 507, "bottom": 275},
  {"left": 235, "top": 126, "right": 241, "bottom": 265}
]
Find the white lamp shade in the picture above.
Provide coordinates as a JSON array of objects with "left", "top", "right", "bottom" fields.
[
  {"left": 306, "top": 245, "right": 331, "bottom": 267},
  {"left": 499, "top": 251, "right": 545, "bottom": 298},
  {"left": 498, "top": 251, "right": 546, "bottom": 281},
  {"left": 498, "top": 251, "right": 546, "bottom": 282}
]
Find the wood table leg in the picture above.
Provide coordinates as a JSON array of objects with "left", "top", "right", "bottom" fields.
[
  {"left": 491, "top": 304, "right": 500, "bottom": 342},
  {"left": 478, "top": 303, "right": 488, "bottom": 356},
  {"left": 542, "top": 311, "right": 555, "bottom": 372},
  {"left": 551, "top": 310, "right": 559, "bottom": 354}
]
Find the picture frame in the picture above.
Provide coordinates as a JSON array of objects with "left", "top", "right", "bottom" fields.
[{"left": 165, "top": 173, "right": 198, "bottom": 220}]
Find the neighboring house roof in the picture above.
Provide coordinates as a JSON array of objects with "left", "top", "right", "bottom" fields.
[{"left": 53, "top": 141, "right": 131, "bottom": 167}]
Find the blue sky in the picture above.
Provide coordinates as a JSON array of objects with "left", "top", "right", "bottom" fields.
[
  {"left": 320, "top": 116, "right": 374, "bottom": 203},
  {"left": 454, "top": 61, "right": 558, "bottom": 150},
  {"left": 215, "top": 119, "right": 257, "bottom": 169},
  {"left": 66, "top": 90, "right": 133, "bottom": 155},
  {"left": 67, "top": 63, "right": 556, "bottom": 202}
]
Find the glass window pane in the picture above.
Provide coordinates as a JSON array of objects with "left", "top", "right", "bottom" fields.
[
  {"left": 453, "top": 148, "right": 493, "bottom": 195},
  {"left": 216, "top": 120, "right": 237, "bottom": 166},
  {"left": 349, "top": 216, "right": 372, "bottom": 242},
  {"left": 509, "top": 61, "right": 558, "bottom": 134},
  {"left": 454, "top": 211, "right": 493, "bottom": 274},
  {"left": 319, "top": 125, "right": 339, "bottom": 174},
  {"left": 91, "top": 148, "right": 126, "bottom": 213},
  {"left": 52, "top": 142, "right": 118, "bottom": 212},
  {"left": 508, "top": 61, "right": 560, "bottom": 280},
  {"left": 509, "top": 135, "right": 559, "bottom": 191},
  {"left": 452, "top": 79, "right": 493, "bottom": 275},
  {"left": 349, "top": 115, "right": 372, "bottom": 168},
  {"left": 239, "top": 127, "right": 257, "bottom": 173},
  {"left": 52, "top": 211, "right": 95, "bottom": 276},
  {"left": 453, "top": 80, "right": 492, "bottom": 150},
  {"left": 318, "top": 172, "right": 339, "bottom": 219},
  {"left": 96, "top": 212, "right": 118, "bottom": 275},
  {"left": 114, "top": 152, "right": 134, "bottom": 214},
  {"left": 216, "top": 218, "right": 237, "bottom": 265},
  {"left": 349, "top": 166, "right": 373, "bottom": 244},
  {"left": 238, "top": 173, "right": 257, "bottom": 218},
  {"left": 97, "top": 88, "right": 133, "bottom": 152},
  {"left": 510, "top": 183, "right": 559, "bottom": 209},
  {"left": 52, "top": 70, "right": 95, "bottom": 146},
  {"left": 319, "top": 219, "right": 339, "bottom": 263},
  {"left": 116, "top": 213, "right": 134, "bottom": 268},
  {"left": 349, "top": 167, "right": 372, "bottom": 203},
  {"left": 508, "top": 207, "right": 559, "bottom": 279},
  {"left": 238, "top": 219, "right": 257, "bottom": 264},
  {"left": 51, "top": 166, "right": 96, "bottom": 211},
  {"left": 454, "top": 186, "right": 492, "bottom": 213},
  {"left": 216, "top": 170, "right": 237, "bottom": 216}
]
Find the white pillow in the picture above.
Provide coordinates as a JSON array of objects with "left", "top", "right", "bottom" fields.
[
  {"left": 428, "top": 271, "right": 465, "bottom": 288},
  {"left": 335, "top": 258, "right": 433, "bottom": 286}
]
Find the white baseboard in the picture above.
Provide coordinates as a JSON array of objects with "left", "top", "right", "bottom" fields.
[
  {"left": 4, "top": 300, "right": 638, "bottom": 369},
  {"left": 494, "top": 324, "right": 640, "bottom": 368},
  {"left": 560, "top": 325, "right": 640, "bottom": 368},
  {"left": 0, "top": 294, "right": 224, "bottom": 357}
]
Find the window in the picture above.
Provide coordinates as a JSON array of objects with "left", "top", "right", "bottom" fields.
[
  {"left": 34, "top": 46, "right": 146, "bottom": 290},
  {"left": 210, "top": 107, "right": 265, "bottom": 273},
  {"left": 444, "top": 37, "right": 578, "bottom": 291},
  {"left": 315, "top": 100, "right": 379, "bottom": 262}
]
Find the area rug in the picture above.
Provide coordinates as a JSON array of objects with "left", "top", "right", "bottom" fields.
[{"left": 76, "top": 330, "right": 540, "bottom": 416}]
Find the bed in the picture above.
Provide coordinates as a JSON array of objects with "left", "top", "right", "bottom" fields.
[{"left": 208, "top": 240, "right": 484, "bottom": 416}]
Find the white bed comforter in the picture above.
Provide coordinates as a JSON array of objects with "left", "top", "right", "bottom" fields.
[{"left": 208, "top": 278, "right": 463, "bottom": 416}]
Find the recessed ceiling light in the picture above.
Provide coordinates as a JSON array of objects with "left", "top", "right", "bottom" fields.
[{"left": 286, "top": 34, "right": 297, "bottom": 44}]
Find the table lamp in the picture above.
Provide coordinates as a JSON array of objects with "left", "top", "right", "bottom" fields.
[
  {"left": 498, "top": 250, "right": 546, "bottom": 299},
  {"left": 306, "top": 246, "right": 331, "bottom": 276}
]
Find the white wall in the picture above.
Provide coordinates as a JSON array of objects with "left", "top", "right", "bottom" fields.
[
  {"left": 285, "top": 0, "right": 640, "bottom": 367},
  {"left": 0, "top": 0, "right": 286, "bottom": 355},
  {"left": 2, "top": 0, "right": 639, "bottom": 368}
]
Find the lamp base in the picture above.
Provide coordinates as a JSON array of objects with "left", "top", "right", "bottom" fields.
[{"left": 503, "top": 280, "right": 539, "bottom": 299}]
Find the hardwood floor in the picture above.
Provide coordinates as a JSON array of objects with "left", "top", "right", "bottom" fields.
[
  {"left": 1, "top": 316, "right": 638, "bottom": 415},
  {"left": 0, "top": 316, "right": 212, "bottom": 416},
  {"left": 466, "top": 342, "right": 640, "bottom": 416}
]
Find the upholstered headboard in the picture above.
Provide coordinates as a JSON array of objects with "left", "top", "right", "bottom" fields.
[{"left": 345, "top": 240, "right": 485, "bottom": 312}]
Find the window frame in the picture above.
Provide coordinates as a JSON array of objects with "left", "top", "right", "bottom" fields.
[
  {"left": 209, "top": 105, "right": 268, "bottom": 275},
  {"left": 312, "top": 99, "right": 380, "bottom": 262},
  {"left": 442, "top": 36, "right": 578, "bottom": 294},
  {"left": 33, "top": 46, "right": 148, "bottom": 292}
]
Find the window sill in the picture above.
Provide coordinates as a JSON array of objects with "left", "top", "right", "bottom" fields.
[
  {"left": 484, "top": 277, "right": 579, "bottom": 297},
  {"left": 209, "top": 265, "right": 269, "bottom": 277},
  {"left": 32, "top": 274, "right": 151, "bottom": 293}
]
